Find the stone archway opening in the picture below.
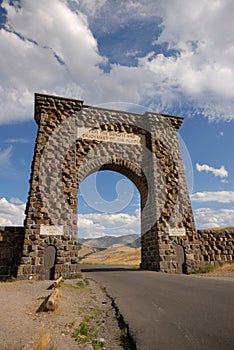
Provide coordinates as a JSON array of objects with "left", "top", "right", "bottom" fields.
[{"left": 77, "top": 169, "right": 142, "bottom": 266}]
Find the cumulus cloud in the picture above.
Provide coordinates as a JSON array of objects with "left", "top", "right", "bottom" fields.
[
  {"left": 78, "top": 210, "right": 140, "bottom": 238},
  {"left": 194, "top": 207, "right": 234, "bottom": 229},
  {"left": 78, "top": 0, "right": 234, "bottom": 120},
  {"left": 1, "top": 0, "right": 234, "bottom": 123},
  {"left": 155, "top": 1, "right": 234, "bottom": 97},
  {"left": 190, "top": 191, "right": 234, "bottom": 203},
  {"left": 0, "top": 0, "right": 104, "bottom": 123},
  {"left": 196, "top": 163, "right": 228, "bottom": 178},
  {"left": 3, "top": 0, "right": 104, "bottom": 79},
  {"left": 0, "top": 197, "right": 25, "bottom": 225}
]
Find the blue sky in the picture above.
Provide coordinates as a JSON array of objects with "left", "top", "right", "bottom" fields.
[{"left": 0, "top": 0, "right": 233, "bottom": 237}]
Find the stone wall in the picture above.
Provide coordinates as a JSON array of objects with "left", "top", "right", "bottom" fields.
[
  {"left": 198, "top": 227, "right": 234, "bottom": 265},
  {"left": 0, "top": 224, "right": 233, "bottom": 280},
  {"left": 0, "top": 226, "right": 25, "bottom": 280}
]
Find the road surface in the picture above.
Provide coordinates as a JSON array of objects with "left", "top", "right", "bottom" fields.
[{"left": 81, "top": 265, "right": 234, "bottom": 350}]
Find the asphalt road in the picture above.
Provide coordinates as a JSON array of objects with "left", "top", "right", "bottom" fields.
[{"left": 81, "top": 265, "right": 234, "bottom": 350}]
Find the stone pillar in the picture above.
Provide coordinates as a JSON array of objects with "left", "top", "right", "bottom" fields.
[
  {"left": 18, "top": 94, "right": 83, "bottom": 279},
  {"left": 140, "top": 113, "right": 201, "bottom": 273}
]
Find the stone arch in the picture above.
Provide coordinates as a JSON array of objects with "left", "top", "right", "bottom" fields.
[
  {"left": 17, "top": 93, "right": 202, "bottom": 279},
  {"left": 77, "top": 157, "right": 149, "bottom": 210}
]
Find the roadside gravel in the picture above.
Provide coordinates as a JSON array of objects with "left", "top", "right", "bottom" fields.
[{"left": 0, "top": 277, "right": 124, "bottom": 350}]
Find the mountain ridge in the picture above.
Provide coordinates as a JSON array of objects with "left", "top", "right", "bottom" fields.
[{"left": 78, "top": 233, "right": 140, "bottom": 249}]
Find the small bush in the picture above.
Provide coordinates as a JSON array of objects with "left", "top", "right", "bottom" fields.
[
  {"left": 72, "top": 321, "right": 95, "bottom": 343},
  {"left": 92, "top": 339, "right": 104, "bottom": 350},
  {"left": 76, "top": 279, "right": 89, "bottom": 288}
]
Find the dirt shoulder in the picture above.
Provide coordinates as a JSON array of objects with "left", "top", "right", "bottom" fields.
[{"left": 0, "top": 277, "right": 124, "bottom": 350}]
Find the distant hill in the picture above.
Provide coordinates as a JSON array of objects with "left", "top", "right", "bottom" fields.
[
  {"left": 78, "top": 234, "right": 141, "bottom": 265},
  {"left": 80, "top": 244, "right": 141, "bottom": 265},
  {"left": 78, "top": 234, "right": 140, "bottom": 249},
  {"left": 127, "top": 237, "right": 141, "bottom": 248},
  {"left": 78, "top": 244, "right": 99, "bottom": 260}
]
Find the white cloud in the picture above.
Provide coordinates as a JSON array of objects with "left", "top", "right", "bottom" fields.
[
  {"left": 221, "top": 179, "right": 228, "bottom": 184},
  {"left": 0, "top": 197, "right": 25, "bottom": 225},
  {"left": 0, "top": 146, "right": 13, "bottom": 176},
  {"left": 10, "top": 197, "right": 25, "bottom": 205},
  {"left": 0, "top": 145, "right": 12, "bottom": 164},
  {"left": 0, "top": 0, "right": 234, "bottom": 123},
  {"left": 0, "top": 0, "right": 104, "bottom": 123},
  {"left": 191, "top": 191, "right": 234, "bottom": 203},
  {"left": 77, "top": 0, "right": 160, "bottom": 26},
  {"left": 4, "top": 138, "right": 29, "bottom": 143},
  {"left": 4, "top": 0, "right": 105, "bottom": 79},
  {"left": 125, "top": 50, "right": 141, "bottom": 58},
  {"left": 78, "top": 210, "right": 140, "bottom": 238},
  {"left": 75, "top": 0, "right": 108, "bottom": 18},
  {"left": 138, "top": 1, "right": 234, "bottom": 120},
  {"left": 196, "top": 163, "right": 228, "bottom": 178},
  {"left": 194, "top": 207, "right": 234, "bottom": 229}
]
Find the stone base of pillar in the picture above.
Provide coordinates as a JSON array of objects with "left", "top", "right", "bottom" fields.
[{"left": 17, "top": 263, "right": 81, "bottom": 280}]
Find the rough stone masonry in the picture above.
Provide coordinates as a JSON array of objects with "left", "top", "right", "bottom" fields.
[{"left": 0, "top": 93, "right": 233, "bottom": 280}]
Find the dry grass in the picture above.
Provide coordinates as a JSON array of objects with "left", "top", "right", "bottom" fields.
[
  {"left": 78, "top": 244, "right": 98, "bottom": 258},
  {"left": 202, "top": 226, "right": 234, "bottom": 231},
  {"left": 212, "top": 262, "right": 234, "bottom": 273},
  {"left": 194, "top": 261, "right": 234, "bottom": 276},
  {"left": 28, "top": 324, "right": 51, "bottom": 350},
  {"left": 81, "top": 244, "right": 141, "bottom": 265}
]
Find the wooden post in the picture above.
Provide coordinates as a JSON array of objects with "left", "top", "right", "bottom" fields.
[
  {"left": 46, "top": 288, "right": 59, "bottom": 311},
  {"left": 48, "top": 276, "right": 64, "bottom": 289},
  {"left": 52, "top": 276, "right": 64, "bottom": 288}
]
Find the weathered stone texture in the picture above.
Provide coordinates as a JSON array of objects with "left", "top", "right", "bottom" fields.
[
  {"left": 19, "top": 95, "right": 83, "bottom": 279},
  {"left": 0, "top": 226, "right": 25, "bottom": 280},
  {"left": 198, "top": 227, "right": 234, "bottom": 265}
]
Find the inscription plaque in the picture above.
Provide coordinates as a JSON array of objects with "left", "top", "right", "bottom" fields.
[
  {"left": 77, "top": 127, "right": 145, "bottom": 145},
  {"left": 40, "top": 225, "right": 63, "bottom": 236},
  {"left": 168, "top": 227, "right": 186, "bottom": 236}
]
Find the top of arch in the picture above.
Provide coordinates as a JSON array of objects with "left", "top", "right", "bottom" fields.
[{"left": 34, "top": 93, "right": 184, "bottom": 129}]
